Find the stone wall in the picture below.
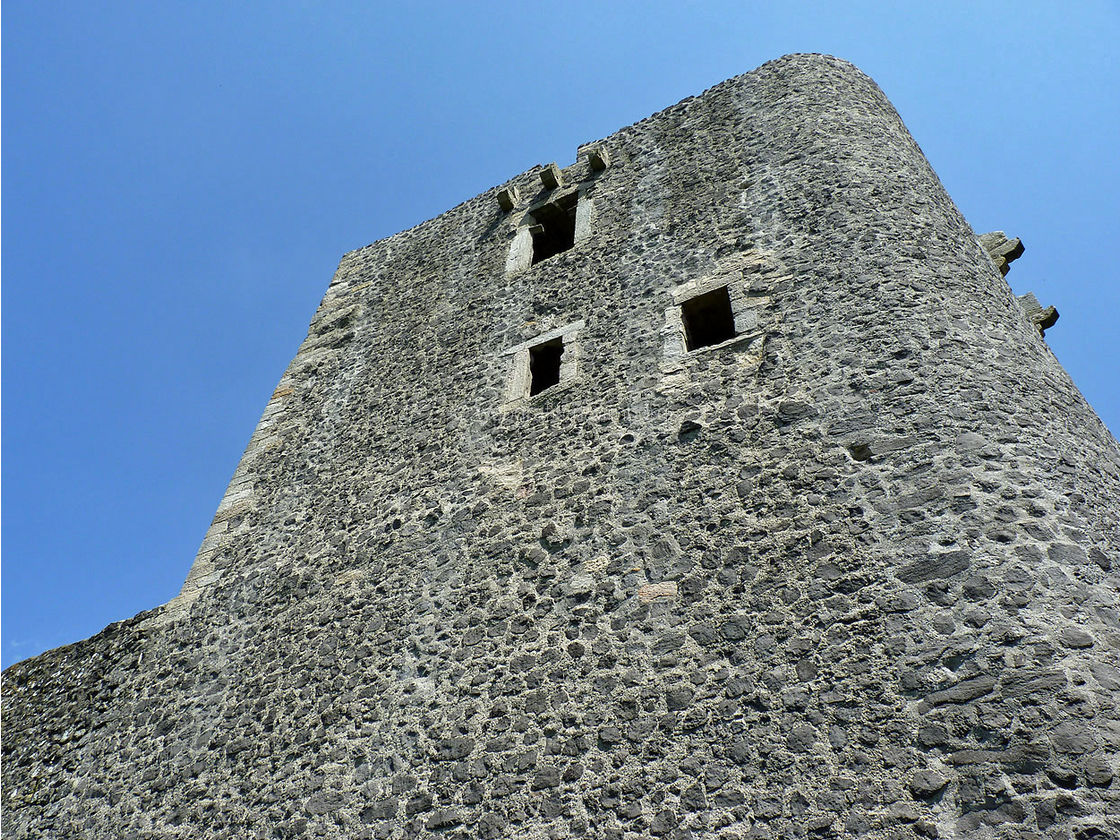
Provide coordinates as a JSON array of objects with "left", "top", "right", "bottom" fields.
[{"left": 4, "top": 54, "right": 1119, "bottom": 839}]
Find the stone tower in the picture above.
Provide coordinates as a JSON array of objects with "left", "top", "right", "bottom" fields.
[{"left": 4, "top": 54, "right": 1118, "bottom": 839}]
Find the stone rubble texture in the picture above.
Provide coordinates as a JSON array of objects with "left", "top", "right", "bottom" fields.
[{"left": 4, "top": 54, "right": 1119, "bottom": 840}]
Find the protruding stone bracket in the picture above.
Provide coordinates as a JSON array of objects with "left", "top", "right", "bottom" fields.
[
  {"left": 978, "top": 232, "right": 1057, "bottom": 336},
  {"left": 1018, "top": 292, "right": 1059, "bottom": 337},
  {"left": 497, "top": 185, "right": 520, "bottom": 213},
  {"left": 585, "top": 146, "right": 610, "bottom": 171},
  {"left": 539, "top": 162, "right": 564, "bottom": 190},
  {"left": 978, "top": 231, "right": 1025, "bottom": 276}
]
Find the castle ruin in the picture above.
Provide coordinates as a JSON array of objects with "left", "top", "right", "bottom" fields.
[{"left": 4, "top": 54, "right": 1118, "bottom": 839}]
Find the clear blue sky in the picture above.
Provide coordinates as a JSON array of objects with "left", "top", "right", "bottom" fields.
[{"left": 4, "top": 2, "right": 1118, "bottom": 667}]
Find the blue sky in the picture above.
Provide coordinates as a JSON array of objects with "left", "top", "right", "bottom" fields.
[{"left": 4, "top": 2, "right": 1118, "bottom": 667}]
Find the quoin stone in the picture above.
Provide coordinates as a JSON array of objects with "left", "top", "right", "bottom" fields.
[{"left": 4, "top": 54, "right": 1118, "bottom": 839}]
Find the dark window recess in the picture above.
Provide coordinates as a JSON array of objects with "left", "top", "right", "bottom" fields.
[
  {"left": 681, "top": 286, "right": 736, "bottom": 351},
  {"left": 529, "top": 194, "right": 578, "bottom": 264},
  {"left": 529, "top": 338, "right": 564, "bottom": 395}
]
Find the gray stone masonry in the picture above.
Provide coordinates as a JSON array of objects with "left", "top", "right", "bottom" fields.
[{"left": 4, "top": 54, "right": 1119, "bottom": 839}]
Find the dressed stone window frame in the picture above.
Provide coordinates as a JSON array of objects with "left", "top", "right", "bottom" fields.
[
  {"left": 501, "top": 320, "right": 585, "bottom": 409},
  {"left": 505, "top": 186, "right": 594, "bottom": 275},
  {"left": 662, "top": 275, "right": 760, "bottom": 361}
]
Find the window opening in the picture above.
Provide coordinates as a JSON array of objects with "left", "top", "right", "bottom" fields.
[
  {"left": 681, "top": 286, "right": 736, "bottom": 351},
  {"left": 529, "top": 337, "right": 564, "bottom": 395},
  {"left": 530, "top": 194, "right": 578, "bottom": 264}
]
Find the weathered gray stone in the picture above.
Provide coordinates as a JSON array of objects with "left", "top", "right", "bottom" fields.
[
  {"left": 909, "top": 768, "right": 949, "bottom": 798},
  {"left": 919, "top": 675, "right": 996, "bottom": 710},
  {"left": 1081, "top": 754, "right": 1114, "bottom": 786},
  {"left": 896, "top": 550, "right": 971, "bottom": 583},
  {"left": 1059, "top": 626, "right": 1095, "bottom": 648},
  {"left": 531, "top": 766, "right": 561, "bottom": 789},
  {"left": 1051, "top": 722, "right": 1098, "bottom": 755}
]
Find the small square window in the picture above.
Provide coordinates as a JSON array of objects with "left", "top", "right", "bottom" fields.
[
  {"left": 529, "top": 194, "right": 578, "bottom": 264},
  {"left": 681, "top": 286, "right": 736, "bottom": 351},
  {"left": 529, "top": 338, "right": 564, "bottom": 395},
  {"left": 502, "top": 321, "right": 583, "bottom": 409}
]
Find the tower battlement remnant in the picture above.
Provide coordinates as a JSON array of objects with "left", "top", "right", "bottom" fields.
[{"left": 4, "top": 54, "right": 1118, "bottom": 839}]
